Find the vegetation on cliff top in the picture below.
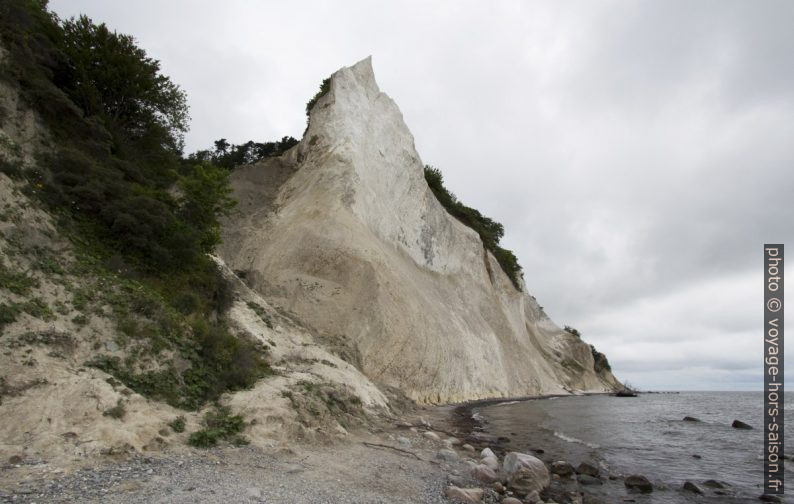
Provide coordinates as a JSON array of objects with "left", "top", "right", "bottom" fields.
[
  {"left": 0, "top": 0, "right": 270, "bottom": 409},
  {"left": 424, "top": 166, "right": 523, "bottom": 290}
]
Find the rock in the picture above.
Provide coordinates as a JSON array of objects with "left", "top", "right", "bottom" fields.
[
  {"left": 703, "top": 480, "right": 728, "bottom": 489},
  {"left": 469, "top": 432, "right": 499, "bottom": 445},
  {"left": 482, "top": 455, "right": 499, "bottom": 471},
  {"left": 732, "top": 420, "right": 753, "bottom": 430},
  {"left": 525, "top": 490, "right": 542, "bottom": 503},
  {"left": 7, "top": 455, "right": 22, "bottom": 464},
  {"left": 624, "top": 474, "right": 653, "bottom": 493},
  {"left": 397, "top": 436, "right": 411, "bottom": 446},
  {"left": 462, "top": 444, "right": 475, "bottom": 452},
  {"left": 445, "top": 437, "right": 462, "bottom": 446},
  {"left": 577, "top": 474, "right": 603, "bottom": 485},
  {"left": 424, "top": 431, "right": 441, "bottom": 441},
  {"left": 682, "top": 481, "right": 704, "bottom": 494},
  {"left": 759, "top": 495, "right": 783, "bottom": 503},
  {"left": 481, "top": 447, "right": 496, "bottom": 459},
  {"left": 437, "top": 449, "right": 459, "bottom": 462},
  {"left": 550, "top": 460, "right": 574, "bottom": 477},
  {"left": 683, "top": 416, "right": 701, "bottom": 422},
  {"left": 502, "top": 452, "right": 551, "bottom": 496},
  {"left": 576, "top": 462, "right": 599, "bottom": 477},
  {"left": 491, "top": 481, "right": 505, "bottom": 494},
  {"left": 445, "top": 485, "right": 484, "bottom": 503},
  {"left": 245, "top": 487, "right": 262, "bottom": 498},
  {"left": 501, "top": 498, "right": 523, "bottom": 504},
  {"left": 692, "top": 454, "right": 702, "bottom": 459},
  {"left": 448, "top": 475, "right": 469, "bottom": 488},
  {"left": 471, "top": 464, "right": 498, "bottom": 484}
]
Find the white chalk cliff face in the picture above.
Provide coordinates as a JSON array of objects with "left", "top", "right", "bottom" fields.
[{"left": 219, "top": 57, "right": 621, "bottom": 403}]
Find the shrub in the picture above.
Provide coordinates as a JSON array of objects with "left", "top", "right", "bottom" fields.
[
  {"left": 305, "top": 78, "right": 331, "bottom": 117},
  {"left": 590, "top": 344, "right": 612, "bottom": 373},
  {"left": 424, "top": 165, "right": 523, "bottom": 289},
  {"left": 168, "top": 415, "right": 186, "bottom": 433},
  {"left": 187, "top": 405, "right": 248, "bottom": 448},
  {"left": 564, "top": 325, "right": 581, "bottom": 338}
]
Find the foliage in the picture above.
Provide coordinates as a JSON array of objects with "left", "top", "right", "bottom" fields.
[
  {"left": 188, "top": 137, "right": 298, "bottom": 169},
  {"left": 168, "top": 415, "right": 186, "bottom": 433},
  {"left": 187, "top": 405, "right": 248, "bottom": 448},
  {"left": 564, "top": 325, "right": 581, "bottom": 338},
  {"left": 305, "top": 78, "right": 331, "bottom": 117},
  {"left": 590, "top": 344, "right": 612, "bottom": 373},
  {"left": 423, "top": 166, "right": 523, "bottom": 289},
  {"left": 0, "top": 0, "right": 231, "bottom": 275},
  {"left": 0, "top": 264, "right": 39, "bottom": 295},
  {"left": 86, "top": 318, "right": 270, "bottom": 411},
  {"left": 58, "top": 15, "right": 189, "bottom": 151}
]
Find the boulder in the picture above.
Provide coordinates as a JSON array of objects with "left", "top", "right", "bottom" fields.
[
  {"left": 462, "top": 444, "right": 475, "bottom": 452},
  {"left": 502, "top": 452, "right": 551, "bottom": 495},
  {"left": 732, "top": 420, "right": 753, "bottom": 430},
  {"left": 683, "top": 416, "right": 701, "bottom": 422},
  {"left": 576, "top": 462, "right": 599, "bottom": 477},
  {"left": 703, "top": 479, "right": 728, "bottom": 489},
  {"left": 444, "top": 486, "right": 484, "bottom": 503},
  {"left": 424, "top": 431, "right": 441, "bottom": 440},
  {"left": 624, "top": 474, "right": 653, "bottom": 493},
  {"left": 524, "top": 490, "right": 542, "bottom": 503},
  {"left": 437, "top": 449, "right": 459, "bottom": 462},
  {"left": 471, "top": 464, "right": 499, "bottom": 484},
  {"left": 501, "top": 498, "right": 523, "bottom": 504},
  {"left": 577, "top": 474, "right": 603, "bottom": 485},
  {"left": 481, "top": 447, "right": 496, "bottom": 459},
  {"left": 550, "top": 460, "right": 575, "bottom": 477},
  {"left": 759, "top": 495, "right": 783, "bottom": 503},
  {"left": 683, "top": 481, "right": 704, "bottom": 494}
]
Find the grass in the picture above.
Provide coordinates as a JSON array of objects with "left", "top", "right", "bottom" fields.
[
  {"left": 187, "top": 405, "right": 248, "bottom": 448},
  {"left": 0, "top": 299, "right": 54, "bottom": 329},
  {"left": 0, "top": 264, "right": 39, "bottom": 295}
]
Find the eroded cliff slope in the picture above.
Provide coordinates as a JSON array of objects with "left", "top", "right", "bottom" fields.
[{"left": 220, "top": 57, "right": 620, "bottom": 403}]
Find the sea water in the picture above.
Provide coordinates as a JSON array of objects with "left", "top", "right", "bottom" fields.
[{"left": 473, "top": 391, "right": 792, "bottom": 503}]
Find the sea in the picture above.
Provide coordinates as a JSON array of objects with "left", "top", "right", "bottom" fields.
[{"left": 470, "top": 391, "right": 792, "bottom": 503}]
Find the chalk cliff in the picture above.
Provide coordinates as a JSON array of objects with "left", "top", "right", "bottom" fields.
[{"left": 219, "top": 57, "right": 620, "bottom": 403}]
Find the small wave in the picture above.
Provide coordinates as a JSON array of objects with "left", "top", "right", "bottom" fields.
[
  {"left": 553, "top": 431, "right": 600, "bottom": 449},
  {"left": 494, "top": 401, "right": 520, "bottom": 407}
]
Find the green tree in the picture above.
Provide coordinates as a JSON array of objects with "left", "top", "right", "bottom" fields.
[
  {"left": 59, "top": 15, "right": 189, "bottom": 151},
  {"left": 178, "top": 163, "right": 237, "bottom": 252}
]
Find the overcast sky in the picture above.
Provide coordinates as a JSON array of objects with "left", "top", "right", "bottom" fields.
[{"left": 50, "top": 0, "right": 793, "bottom": 391}]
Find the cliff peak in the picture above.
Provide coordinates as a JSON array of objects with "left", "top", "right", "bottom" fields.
[{"left": 220, "top": 59, "right": 621, "bottom": 403}]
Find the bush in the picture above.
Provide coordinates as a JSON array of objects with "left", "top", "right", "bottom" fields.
[
  {"left": 305, "top": 78, "right": 331, "bottom": 117},
  {"left": 168, "top": 415, "right": 186, "bottom": 433},
  {"left": 187, "top": 405, "right": 248, "bottom": 448},
  {"left": 564, "top": 325, "right": 581, "bottom": 338},
  {"left": 424, "top": 166, "right": 523, "bottom": 289}
]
